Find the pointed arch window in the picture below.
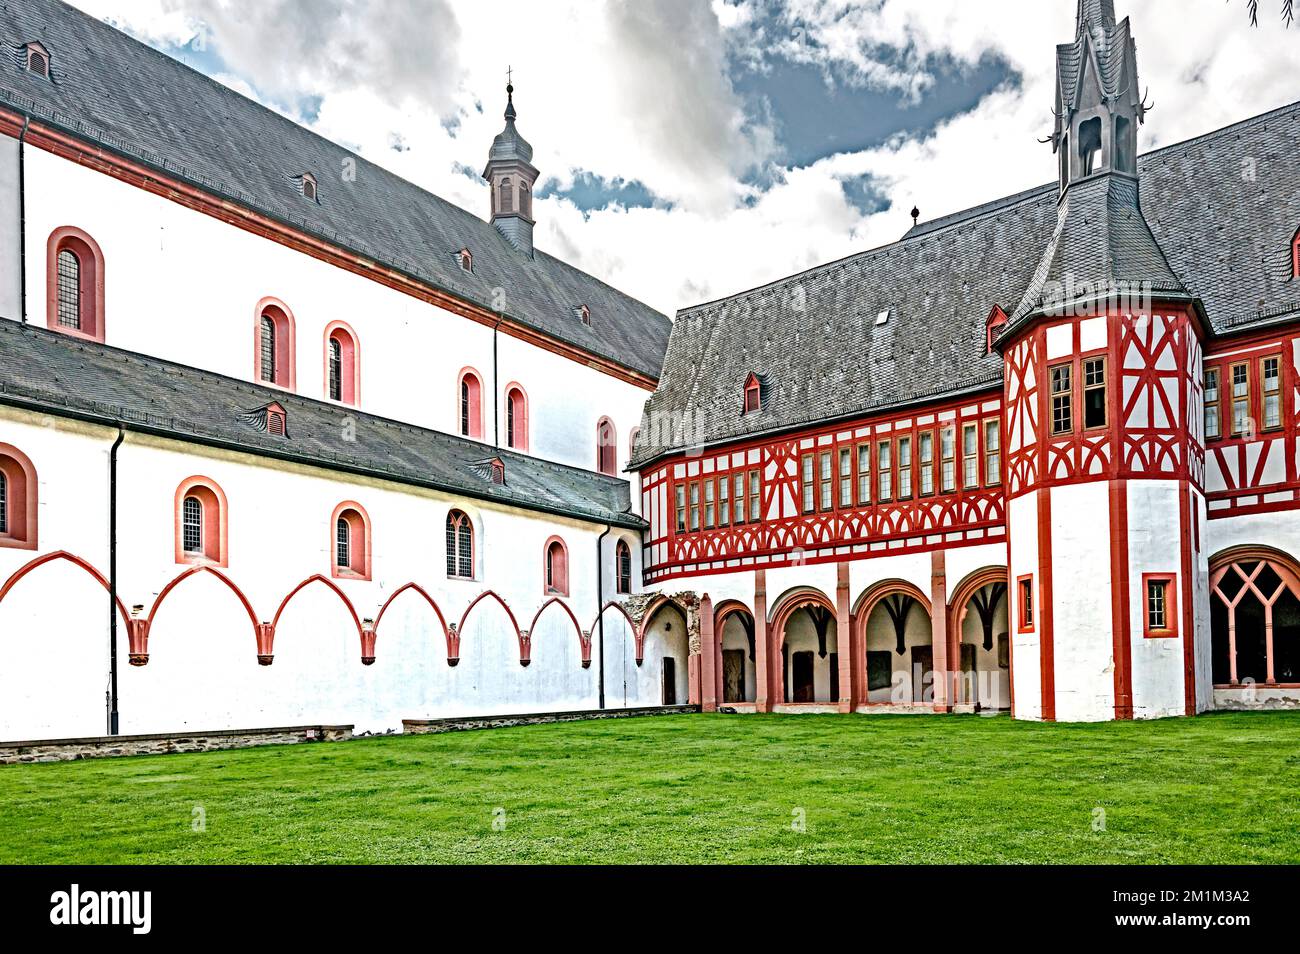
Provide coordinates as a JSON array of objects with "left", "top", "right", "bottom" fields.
[
  {"left": 505, "top": 384, "right": 528, "bottom": 450},
  {"left": 173, "top": 476, "right": 227, "bottom": 566},
  {"left": 616, "top": 539, "right": 632, "bottom": 594},
  {"left": 597, "top": 417, "right": 617, "bottom": 475},
  {"left": 458, "top": 369, "right": 484, "bottom": 439},
  {"left": 46, "top": 227, "right": 105, "bottom": 342},
  {"left": 446, "top": 510, "right": 475, "bottom": 579},
  {"left": 545, "top": 536, "right": 569, "bottom": 596},
  {"left": 324, "top": 321, "right": 359, "bottom": 405},
  {"left": 254, "top": 297, "right": 296, "bottom": 389},
  {"left": 331, "top": 502, "right": 371, "bottom": 580}
]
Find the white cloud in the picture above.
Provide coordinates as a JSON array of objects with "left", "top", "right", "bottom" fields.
[{"left": 64, "top": 0, "right": 1300, "bottom": 318}]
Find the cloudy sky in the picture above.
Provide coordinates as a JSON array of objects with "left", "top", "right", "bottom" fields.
[{"left": 67, "top": 0, "right": 1300, "bottom": 316}]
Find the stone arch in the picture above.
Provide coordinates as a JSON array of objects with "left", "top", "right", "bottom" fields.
[
  {"left": 853, "top": 578, "right": 934, "bottom": 706},
  {"left": 947, "top": 565, "right": 1010, "bottom": 711},
  {"left": 769, "top": 586, "right": 838, "bottom": 705},
  {"left": 1208, "top": 544, "right": 1300, "bottom": 687},
  {"left": 373, "top": 582, "right": 456, "bottom": 664},
  {"left": 714, "top": 599, "right": 756, "bottom": 704}
]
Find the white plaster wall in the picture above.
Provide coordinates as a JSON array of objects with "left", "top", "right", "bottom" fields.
[
  {"left": 944, "top": 543, "right": 1007, "bottom": 596},
  {"left": 1008, "top": 491, "right": 1042, "bottom": 719},
  {"left": 847, "top": 550, "right": 931, "bottom": 610},
  {"left": 1125, "top": 480, "right": 1202, "bottom": 718},
  {"left": 1049, "top": 481, "right": 1116, "bottom": 722},
  {"left": 16, "top": 148, "right": 652, "bottom": 475},
  {"left": 0, "top": 411, "right": 664, "bottom": 742}
]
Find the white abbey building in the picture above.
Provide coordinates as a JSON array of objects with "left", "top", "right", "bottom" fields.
[{"left": 3, "top": 0, "right": 1300, "bottom": 741}]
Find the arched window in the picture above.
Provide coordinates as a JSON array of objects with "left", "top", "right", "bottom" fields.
[
  {"left": 301, "top": 173, "right": 318, "bottom": 202},
  {"left": 500, "top": 177, "right": 514, "bottom": 213},
  {"left": 459, "top": 248, "right": 473, "bottom": 272},
  {"left": 616, "top": 539, "right": 632, "bottom": 594},
  {"left": 174, "top": 476, "right": 228, "bottom": 565},
  {"left": 46, "top": 227, "right": 105, "bottom": 342},
  {"left": 505, "top": 384, "right": 528, "bottom": 450},
  {"left": 331, "top": 502, "right": 371, "bottom": 580},
  {"left": 628, "top": 426, "right": 640, "bottom": 460},
  {"left": 254, "top": 298, "right": 296, "bottom": 389},
  {"left": 0, "top": 444, "right": 38, "bottom": 551},
  {"left": 1211, "top": 550, "right": 1300, "bottom": 686},
  {"left": 459, "top": 368, "right": 484, "bottom": 439},
  {"left": 545, "top": 537, "right": 569, "bottom": 596},
  {"left": 25, "top": 43, "right": 49, "bottom": 77},
  {"left": 446, "top": 510, "right": 474, "bottom": 579},
  {"left": 597, "top": 417, "right": 617, "bottom": 475},
  {"left": 324, "top": 321, "right": 359, "bottom": 405},
  {"left": 1292, "top": 229, "right": 1300, "bottom": 279},
  {"left": 520, "top": 181, "right": 531, "bottom": 218}
]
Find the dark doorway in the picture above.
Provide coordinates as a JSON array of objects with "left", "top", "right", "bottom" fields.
[
  {"left": 911, "top": 646, "right": 933, "bottom": 703},
  {"left": 960, "top": 643, "right": 976, "bottom": 706},
  {"left": 792, "top": 651, "right": 815, "bottom": 702},
  {"left": 662, "top": 657, "right": 676, "bottom": 705},
  {"left": 723, "top": 649, "right": 745, "bottom": 703},
  {"left": 829, "top": 652, "right": 839, "bottom": 703}
]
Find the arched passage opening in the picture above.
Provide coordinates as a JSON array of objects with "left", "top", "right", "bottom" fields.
[
  {"left": 948, "top": 567, "right": 1010, "bottom": 711},
  {"left": 640, "top": 598, "right": 690, "bottom": 705},
  {"left": 854, "top": 580, "right": 933, "bottom": 706},
  {"left": 1210, "top": 546, "right": 1300, "bottom": 687},
  {"left": 714, "top": 601, "right": 756, "bottom": 704},
  {"left": 770, "top": 588, "right": 838, "bottom": 705}
]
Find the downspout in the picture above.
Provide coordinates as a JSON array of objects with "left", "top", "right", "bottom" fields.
[
  {"left": 596, "top": 524, "right": 611, "bottom": 710},
  {"left": 18, "top": 116, "right": 29, "bottom": 324},
  {"left": 108, "top": 426, "right": 124, "bottom": 735}
]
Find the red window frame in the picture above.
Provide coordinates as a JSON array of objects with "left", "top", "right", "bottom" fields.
[
  {"left": 1017, "top": 574, "right": 1034, "bottom": 633},
  {"left": 1142, "top": 573, "right": 1178, "bottom": 638}
]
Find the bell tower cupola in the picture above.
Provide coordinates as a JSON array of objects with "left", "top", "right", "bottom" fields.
[
  {"left": 483, "top": 76, "right": 539, "bottom": 257},
  {"left": 1052, "top": 0, "right": 1146, "bottom": 195}
]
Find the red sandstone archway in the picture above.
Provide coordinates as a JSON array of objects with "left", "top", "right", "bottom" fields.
[
  {"left": 852, "top": 578, "right": 933, "bottom": 707},
  {"left": 768, "top": 587, "right": 838, "bottom": 706},
  {"left": 1208, "top": 545, "right": 1300, "bottom": 687}
]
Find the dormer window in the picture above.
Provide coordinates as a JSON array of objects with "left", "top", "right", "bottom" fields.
[
  {"left": 489, "top": 458, "right": 505, "bottom": 485},
  {"left": 459, "top": 248, "right": 473, "bottom": 272},
  {"left": 576, "top": 304, "right": 591, "bottom": 326},
  {"left": 267, "top": 405, "right": 287, "bottom": 436},
  {"left": 242, "top": 401, "right": 288, "bottom": 437},
  {"left": 743, "top": 373, "right": 761, "bottom": 414},
  {"left": 985, "top": 305, "right": 1009, "bottom": 354},
  {"left": 25, "top": 43, "right": 49, "bottom": 78},
  {"left": 300, "top": 173, "right": 318, "bottom": 202},
  {"left": 1292, "top": 229, "right": 1300, "bottom": 279}
]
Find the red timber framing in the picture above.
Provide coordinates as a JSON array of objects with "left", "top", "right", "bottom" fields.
[
  {"left": 0, "top": 111, "right": 657, "bottom": 392},
  {"left": 1202, "top": 329, "right": 1300, "bottom": 520},
  {"left": 641, "top": 390, "right": 1006, "bottom": 584}
]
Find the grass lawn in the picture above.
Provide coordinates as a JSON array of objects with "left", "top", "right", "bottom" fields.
[{"left": 1, "top": 711, "right": 1298, "bottom": 864}]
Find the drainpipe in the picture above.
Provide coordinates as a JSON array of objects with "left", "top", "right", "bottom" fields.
[
  {"left": 18, "top": 116, "right": 29, "bottom": 324},
  {"left": 108, "top": 426, "right": 124, "bottom": 735},
  {"left": 596, "top": 524, "right": 611, "bottom": 709}
]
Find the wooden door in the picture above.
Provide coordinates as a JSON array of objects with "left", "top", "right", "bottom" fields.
[
  {"left": 911, "top": 646, "right": 933, "bottom": 702},
  {"left": 662, "top": 657, "right": 676, "bottom": 705},
  {"left": 723, "top": 649, "right": 745, "bottom": 703}
]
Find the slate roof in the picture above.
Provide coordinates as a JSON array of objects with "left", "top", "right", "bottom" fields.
[
  {"left": 633, "top": 99, "right": 1300, "bottom": 467},
  {"left": 0, "top": 321, "right": 643, "bottom": 530},
  {"left": 0, "top": 0, "right": 671, "bottom": 379}
]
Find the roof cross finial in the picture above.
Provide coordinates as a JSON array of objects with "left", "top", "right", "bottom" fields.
[{"left": 504, "top": 66, "right": 516, "bottom": 122}]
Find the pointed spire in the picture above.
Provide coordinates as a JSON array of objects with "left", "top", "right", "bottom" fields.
[
  {"left": 483, "top": 72, "right": 539, "bottom": 256},
  {"left": 1076, "top": 0, "right": 1117, "bottom": 37}
]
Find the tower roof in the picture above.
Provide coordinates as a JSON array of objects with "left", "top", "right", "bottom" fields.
[{"left": 487, "top": 83, "right": 534, "bottom": 166}]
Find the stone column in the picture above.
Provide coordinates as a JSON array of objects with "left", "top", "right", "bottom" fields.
[
  {"left": 753, "top": 569, "right": 771, "bottom": 713},
  {"left": 930, "top": 548, "right": 950, "bottom": 712},
  {"left": 699, "top": 594, "right": 717, "bottom": 712},
  {"left": 836, "top": 562, "right": 854, "bottom": 713}
]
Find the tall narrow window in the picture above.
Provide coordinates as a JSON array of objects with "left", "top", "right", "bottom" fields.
[
  {"left": 0, "top": 446, "right": 37, "bottom": 550},
  {"left": 328, "top": 338, "right": 342, "bottom": 401},
  {"left": 519, "top": 182, "right": 532, "bottom": 219},
  {"left": 689, "top": 482, "right": 700, "bottom": 532},
  {"left": 446, "top": 510, "right": 474, "bottom": 579},
  {"left": 1262, "top": 356, "right": 1281, "bottom": 430},
  {"left": 719, "top": 475, "right": 731, "bottom": 527},
  {"left": 801, "top": 454, "right": 815, "bottom": 514},
  {"left": 1143, "top": 574, "right": 1177, "bottom": 637},
  {"left": 1050, "top": 363, "right": 1073, "bottom": 435},
  {"left": 733, "top": 473, "right": 745, "bottom": 525},
  {"left": 545, "top": 538, "right": 569, "bottom": 595},
  {"left": 1083, "top": 357, "right": 1107, "bottom": 428},
  {"left": 255, "top": 299, "right": 295, "bottom": 388},
  {"left": 336, "top": 516, "right": 351, "bottom": 570},
  {"left": 597, "top": 418, "right": 617, "bottom": 475},
  {"left": 56, "top": 248, "right": 80, "bottom": 329},
  {"left": 962, "top": 423, "right": 979, "bottom": 489},
  {"left": 260, "top": 316, "right": 276, "bottom": 383},
  {"left": 500, "top": 177, "right": 514, "bottom": 213},
  {"left": 748, "top": 470, "right": 760, "bottom": 522},
  {"left": 1018, "top": 576, "right": 1034, "bottom": 632},
  {"left": 984, "top": 419, "right": 1001, "bottom": 486},
  {"left": 877, "top": 441, "right": 893, "bottom": 502},
  {"left": 616, "top": 540, "right": 632, "bottom": 594},
  {"left": 1147, "top": 579, "right": 1167, "bottom": 631},
  {"left": 675, "top": 485, "right": 687, "bottom": 533},
  {"left": 897, "top": 436, "right": 912, "bottom": 499},
  {"left": 940, "top": 425, "right": 956, "bottom": 493},
  {"left": 1230, "top": 363, "right": 1250, "bottom": 436},
  {"left": 818, "top": 451, "right": 833, "bottom": 511},
  {"left": 1204, "top": 368, "right": 1221, "bottom": 440},
  {"left": 505, "top": 386, "right": 528, "bottom": 450},
  {"left": 857, "top": 443, "right": 871, "bottom": 505},
  {"left": 838, "top": 448, "right": 853, "bottom": 507},
  {"left": 704, "top": 479, "right": 716, "bottom": 529},
  {"left": 182, "top": 496, "right": 203, "bottom": 554},
  {"left": 459, "top": 370, "right": 484, "bottom": 439},
  {"left": 744, "top": 374, "right": 761, "bottom": 413},
  {"left": 0, "top": 471, "right": 7, "bottom": 536},
  {"left": 918, "top": 431, "right": 934, "bottom": 495}
]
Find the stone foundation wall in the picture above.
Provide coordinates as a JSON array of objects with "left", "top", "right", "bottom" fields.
[
  {"left": 0, "top": 724, "right": 354, "bottom": 765},
  {"left": 402, "top": 705, "right": 699, "bottom": 735}
]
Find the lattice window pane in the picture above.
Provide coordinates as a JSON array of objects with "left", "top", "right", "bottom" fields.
[
  {"left": 260, "top": 316, "right": 276, "bottom": 382},
  {"left": 182, "top": 496, "right": 203, "bottom": 554},
  {"left": 0, "top": 471, "right": 7, "bottom": 535},
  {"left": 57, "top": 248, "right": 81, "bottom": 329},
  {"left": 328, "top": 338, "right": 342, "bottom": 400},
  {"left": 1147, "top": 580, "right": 1167, "bottom": 630},
  {"left": 336, "top": 516, "right": 351, "bottom": 569}
]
